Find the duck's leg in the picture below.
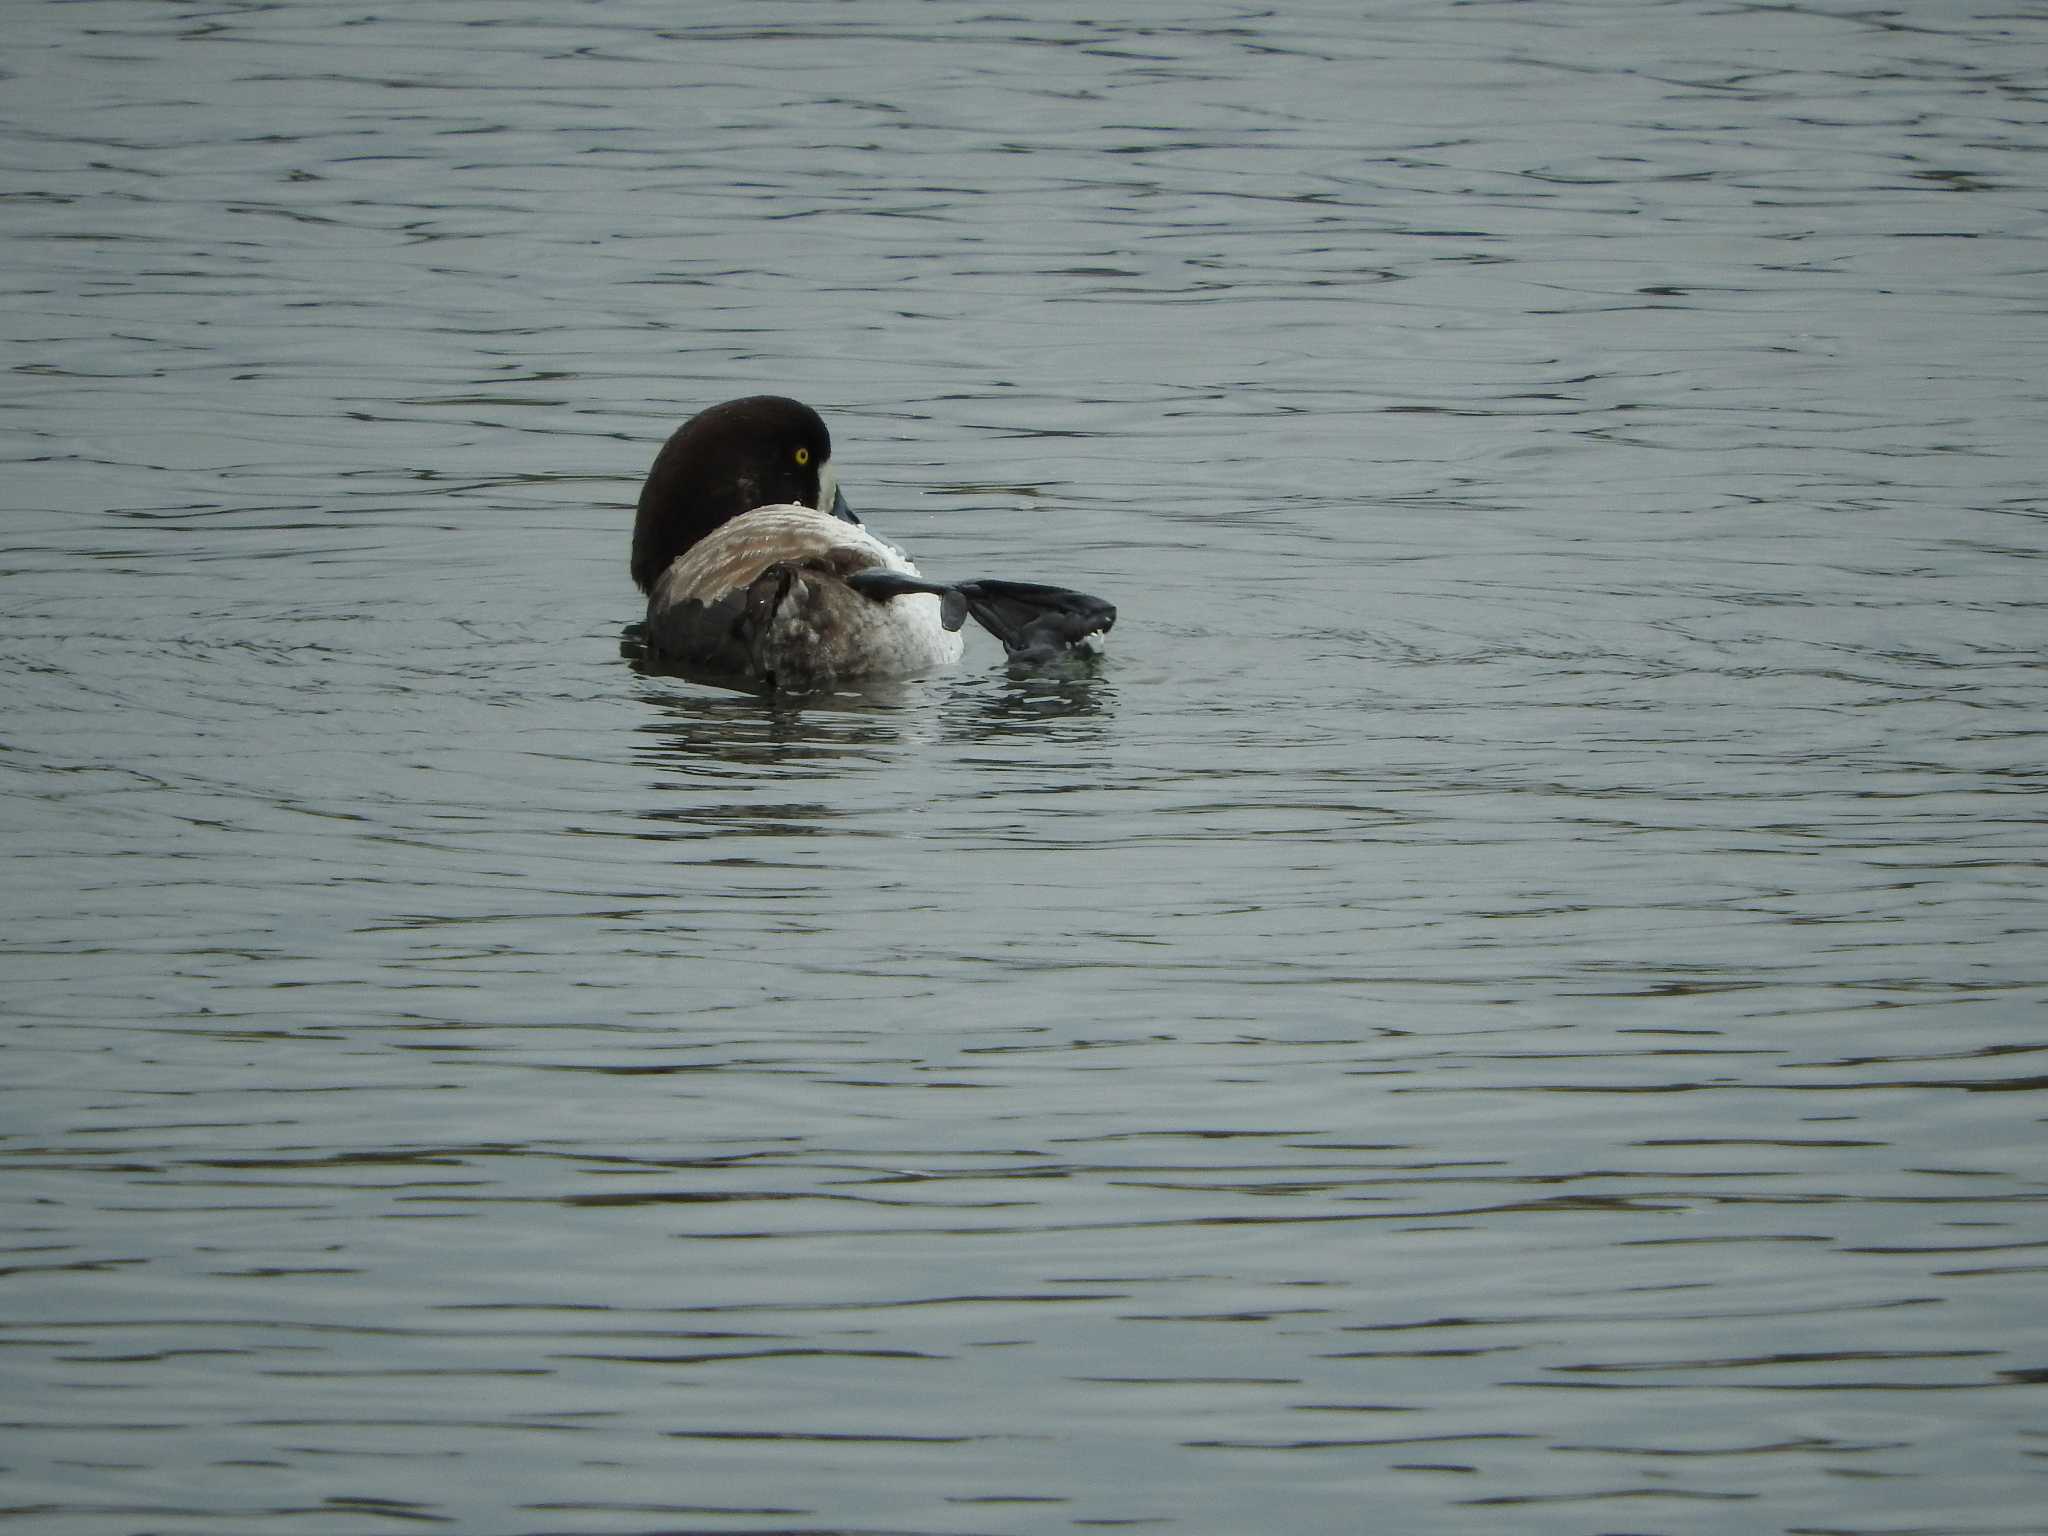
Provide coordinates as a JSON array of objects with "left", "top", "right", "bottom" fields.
[
  {"left": 846, "top": 570, "right": 1115, "bottom": 663},
  {"left": 843, "top": 569, "right": 969, "bottom": 631}
]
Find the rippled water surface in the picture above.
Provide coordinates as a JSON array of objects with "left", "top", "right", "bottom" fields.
[{"left": 5, "top": 2, "right": 2047, "bottom": 1532}]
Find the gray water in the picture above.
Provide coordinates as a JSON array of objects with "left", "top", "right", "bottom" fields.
[{"left": 4, "top": 2, "right": 2046, "bottom": 1533}]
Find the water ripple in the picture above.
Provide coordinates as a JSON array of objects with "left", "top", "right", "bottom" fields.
[{"left": 4, "top": 1, "right": 2045, "bottom": 1532}]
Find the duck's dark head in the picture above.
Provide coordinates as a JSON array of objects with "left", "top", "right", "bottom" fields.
[{"left": 630, "top": 395, "right": 857, "bottom": 593}]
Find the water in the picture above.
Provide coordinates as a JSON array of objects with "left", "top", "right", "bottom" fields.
[{"left": 4, "top": 2, "right": 2046, "bottom": 1532}]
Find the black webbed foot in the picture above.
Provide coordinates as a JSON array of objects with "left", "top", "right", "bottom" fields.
[{"left": 954, "top": 580, "right": 1116, "bottom": 664}]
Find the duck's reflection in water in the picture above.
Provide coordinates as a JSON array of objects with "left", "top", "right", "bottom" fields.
[{"left": 626, "top": 626, "right": 1117, "bottom": 840}]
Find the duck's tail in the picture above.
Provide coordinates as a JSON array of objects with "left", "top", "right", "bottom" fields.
[{"left": 846, "top": 571, "right": 1115, "bottom": 664}]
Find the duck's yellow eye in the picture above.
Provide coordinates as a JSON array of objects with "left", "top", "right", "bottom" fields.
[{"left": 794, "top": 447, "right": 811, "bottom": 467}]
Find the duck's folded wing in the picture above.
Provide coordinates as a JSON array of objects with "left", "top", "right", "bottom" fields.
[
  {"left": 643, "top": 582, "right": 754, "bottom": 678},
  {"left": 646, "top": 506, "right": 891, "bottom": 668}
]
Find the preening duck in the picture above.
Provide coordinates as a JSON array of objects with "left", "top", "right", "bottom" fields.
[{"left": 632, "top": 396, "right": 1114, "bottom": 693}]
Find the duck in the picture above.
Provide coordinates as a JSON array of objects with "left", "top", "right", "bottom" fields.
[{"left": 632, "top": 395, "right": 1115, "bottom": 693}]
